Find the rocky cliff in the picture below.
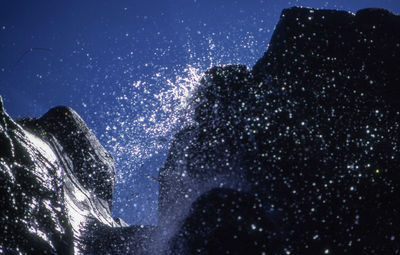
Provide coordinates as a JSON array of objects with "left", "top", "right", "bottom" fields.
[
  {"left": 1, "top": 6, "right": 400, "bottom": 255},
  {"left": 159, "top": 7, "right": 400, "bottom": 254},
  {"left": 0, "top": 100, "right": 128, "bottom": 254}
]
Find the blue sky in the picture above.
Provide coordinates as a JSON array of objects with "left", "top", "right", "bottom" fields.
[{"left": 1, "top": 0, "right": 399, "bottom": 225}]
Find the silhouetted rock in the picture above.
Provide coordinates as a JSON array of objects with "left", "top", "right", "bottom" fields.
[
  {"left": 158, "top": 65, "right": 256, "bottom": 224},
  {"left": 168, "top": 188, "right": 282, "bottom": 255},
  {"left": 160, "top": 7, "right": 400, "bottom": 255},
  {"left": 253, "top": 7, "right": 400, "bottom": 105}
]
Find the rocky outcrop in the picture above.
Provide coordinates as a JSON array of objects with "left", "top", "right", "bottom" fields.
[
  {"left": 160, "top": 7, "right": 400, "bottom": 255},
  {"left": 158, "top": 65, "right": 255, "bottom": 222},
  {"left": 0, "top": 99, "right": 127, "bottom": 254},
  {"left": 39, "top": 106, "right": 116, "bottom": 207},
  {"left": 253, "top": 7, "right": 400, "bottom": 104},
  {"left": 168, "top": 188, "right": 282, "bottom": 254}
]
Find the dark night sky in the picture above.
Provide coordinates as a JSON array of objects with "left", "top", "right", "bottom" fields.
[{"left": 0, "top": 0, "right": 399, "bottom": 225}]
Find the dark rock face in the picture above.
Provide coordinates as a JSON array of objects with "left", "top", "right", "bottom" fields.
[
  {"left": 248, "top": 7, "right": 400, "bottom": 254},
  {"left": 158, "top": 65, "right": 256, "bottom": 223},
  {"left": 169, "top": 188, "right": 282, "bottom": 255},
  {"left": 253, "top": 7, "right": 400, "bottom": 104},
  {"left": 160, "top": 7, "right": 400, "bottom": 255}
]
